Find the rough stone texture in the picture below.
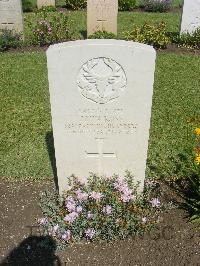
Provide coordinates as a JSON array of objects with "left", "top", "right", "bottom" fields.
[
  {"left": 181, "top": 0, "right": 200, "bottom": 34},
  {"left": 47, "top": 40, "right": 156, "bottom": 194},
  {"left": 37, "top": 0, "right": 55, "bottom": 9},
  {"left": 87, "top": 0, "right": 118, "bottom": 36},
  {"left": 0, "top": 0, "right": 23, "bottom": 34}
]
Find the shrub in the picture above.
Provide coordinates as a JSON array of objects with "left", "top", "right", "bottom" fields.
[
  {"left": 65, "top": 0, "right": 86, "bottom": 10},
  {"left": 141, "top": 0, "right": 172, "bottom": 12},
  {"left": 185, "top": 128, "right": 200, "bottom": 225},
  {"left": 65, "top": 0, "right": 136, "bottom": 10},
  {"left": 36, "top": 6, "right": 57, "bottom": 13},
  {"left": 88, "top": 31, "right": 117, "bottom": 39},
  {"left": 22, "top": 0, "right": 36, "bottom": 12},
  {"left": 119, "top": 0, "right": 136, "bottom": 11},
  {"left": 27, "top": 11, "right": 74, "bottom": 46},
  {"left": 123, "top": 22, "right": 170, "bottom": 48},
  {"left": 173, "top": 28, "right": 200, "bottom": 49},
  {"left": 0, "top": 29, "right": 22, "bottom": 52},
  {"left": 38, "top": 174, "right": 163, "bottom": 246}
]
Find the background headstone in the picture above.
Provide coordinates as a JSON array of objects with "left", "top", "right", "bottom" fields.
[
  {"left": 47, "top": 40, "right": 156, "bottom": 194},
  {"left": 37, "top": 0, "right": 55, "bottom": 9},
  {"left": 0, "top": 0, "right": 23, "bottom": 34},
  {"left": 87, "top": 0, "right": 118, "bottom": 36},
  {"left": 181, "top": 0, "right": 200, "bottom": 34}
]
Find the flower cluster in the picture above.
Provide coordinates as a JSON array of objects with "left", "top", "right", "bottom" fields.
[
  {"left": 194, "top": 128, "right": 200, "bottom": 165},
  {"left": 141, "top": 0, "right": 172, "bottom": 12},
  {"left": 27, "top": 11, "right": 73, "bottom": 46},
  {"left": 38, "top": 174, "right": 162, "bottom": 246}
]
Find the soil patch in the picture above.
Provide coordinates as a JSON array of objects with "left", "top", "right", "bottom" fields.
[{"left": 0, "top": 178, "right": 199, "bottom": 265}]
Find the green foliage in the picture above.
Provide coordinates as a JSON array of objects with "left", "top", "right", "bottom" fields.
[
  {"left": 65, "top": 0, "right": 86, "bottom": 10},
  {"left": 185, "top": 129, "right": 200, "bottom": 225},
  {"left": 173, "top": 28, "right": 200, "bottom": 49},
  {"left": 38, "top": 174, "right": 162, "bottom": 246},
  {"left": 22, "top": 0, "right": 36, "bottom": 12},
  {"left": 119, "top": 0, "right": 136, "bottom": 11},
  {"left": 123, "top": 22, "right": 170, "bottom": 48},
  {"left": 141, "top": 0, "right": 172, "bottom": 12},
  {"left": 88, "top": 31, "right": 117, "bottom": 39},
  {"left": 27, "top": 10, "right": 74, "bottom": 46},
  {"left": 36, "top": 6, "right": 57, "bottom": 13},
  {"left": 0, "top": 29, "right": 22, "bottom": 52}
]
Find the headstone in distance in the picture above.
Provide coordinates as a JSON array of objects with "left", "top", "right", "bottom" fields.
[
  {"left": 181, "top": 0, "right": 200, "bottom": 34},
  {"left": 87, "top": 0, "right": 118, "bottom": 36},
  {"left": 37, "top": 0, "right": 55, "bottom": 9},
  {"left": 0, "top": 0, "right": 24, "bottom": 34}
]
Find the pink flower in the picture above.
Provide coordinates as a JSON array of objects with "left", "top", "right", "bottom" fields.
[
  {"left": 85, "top": 228, "right": 95, "bottom": 239},
  {"left": 87, "top": 211, "right": 93, "bottom": 219},
  {"left": 90, "top": 191, "right": 103, "bottom": 201},
  {"left": 75, "top": 189, "right": 88, "bottom": 201},
  {"left": 64, "top": 212, "right": 79, "bottom": 223},
  {"left": 149, "top": 198, "right": 161, "bottom": 208},
  {"left": 102, "top": 205, "right": 112, "bottom": 215},
  {"left": 48, "top": 27, "right": 52, "bottom": 31},
  {"left": 61, "top": 230, "right": 71, "bottom": 241}
]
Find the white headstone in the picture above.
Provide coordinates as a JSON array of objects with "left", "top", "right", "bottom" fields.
[
  {"left": 181, "top": 0, "right": 200, "bottom": 34},
  {"left": 47, "top": 40, "right": 156, "bottom": 194},
  {"left": 0, "top": 0, "right": 23, "bottom": 34},
  {"left": 37, "top": 0, "right": 55, "bottom": 9},
  {"left": 87, "top": 0, "right": 118, "bottom": 36}
]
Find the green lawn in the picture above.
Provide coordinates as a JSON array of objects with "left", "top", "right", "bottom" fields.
[{"left": 0, "top": 52, "right": 199, "bottom": 181}]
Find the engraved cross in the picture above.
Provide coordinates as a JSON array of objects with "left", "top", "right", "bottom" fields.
[{"left": 86, "top": 138, "right": 116, "bottom": 174}]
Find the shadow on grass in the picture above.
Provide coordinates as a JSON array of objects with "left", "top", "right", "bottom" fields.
[
  {"left": 0, "top": 235, "right": 61, "bottom": 266},
  {"left": 45, "top": 132, "right": 59, "bottom": 191}
]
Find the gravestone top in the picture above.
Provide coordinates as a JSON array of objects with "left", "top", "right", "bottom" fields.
[
  {"left": 47, "top": 40, "right": 156, "bottom": 194},
  {"left": 87, "top": 0, "right": 118, "bottom": 36},
  {"left": 181, "top": 0, "right": 200, "bottom": 34}
]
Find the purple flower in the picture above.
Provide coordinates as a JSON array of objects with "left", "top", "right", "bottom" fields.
[
  {"left": 53, "top": 224, "right": 59, "bottom": 232},
  {"left": 121, "top": 194, "right": 135, "bottom": 203},
  {"left": 38, "top": 217, "right": 48, "bottom": 225},
  {"left": 87, "top": 211, "right": 94, "bottom": 219},
  {"left": 85, "top": 228, "right": 95, "bottom": 239},
  {"left": 90, "top": 191, "right": 103, "bottom": 201},
  {"left": 102, "top": 205, "right": 112, "bottom": 215},
  {"left": 61, "top": 230, "right": 71, "bottom": 241},
  {"left": 48, "top": 27, "right": 52, "bottom": 31},
  {"left": 149, "top": 198, "right": 161, "bottom": 208},
  {"left": 75, "top": 189, "right": 88, "bottom": 201},
  {"left": 64, "top": 212, "right": 79, "bottom": 223},
  {"left": 76, "top": 205, "right": 83, "bottom": 213},
  {"left": 65, "top": 196, "right": 76, "bottom": 212}
]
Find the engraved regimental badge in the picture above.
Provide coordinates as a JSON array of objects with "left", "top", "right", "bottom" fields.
[{"left": 77, "top": 57, "right": 127, "bottom": 104}]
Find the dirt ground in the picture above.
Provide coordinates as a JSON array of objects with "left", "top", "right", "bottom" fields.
[{"left": 0, "top": 178, "right": 199, "bottom": 266}]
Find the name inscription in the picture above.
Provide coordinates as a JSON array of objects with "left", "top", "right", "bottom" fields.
[{"left": 65, "top": 108, "right": 137, "bottom": 135}]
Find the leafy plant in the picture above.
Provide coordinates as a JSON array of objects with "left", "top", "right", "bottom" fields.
[
  {"left": 141, "top": 0, "right": 172, "bottom": 12},
  {"left": 38, "top": 173, "right": 163, "bottom": 246},
  {"left": 27, "top": 10, "right": 74, "bottom": 46},
  {"left": 185, "top": 128, "right": 200, "bottom": 224},
  {"left": 0, "top": 29, "right": 22, "bottom": 52},
  {"left": 119, "top": 0, "right": 136, "bottom": 11},
  {"left": 123, "top": 22, "right": 170, "bottom": 48},
  {"left": 65, "top": 0, "right": 86, "bottom": 10},
  {"left": 88, "top": 31, "right": 117, "bottom": 39},
  {"left": 36, "top": 6, "right": 57, "bottom": 13},
  {"left": 173, "top": 28, "right": 200, "bottom": 49},
  {"left": 22, "top": 0, "right": 36, "bottom": 12}
]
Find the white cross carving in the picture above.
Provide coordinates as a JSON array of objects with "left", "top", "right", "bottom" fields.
[{"left": 86, "top": 138, "right": 116, "bottom": 174}]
